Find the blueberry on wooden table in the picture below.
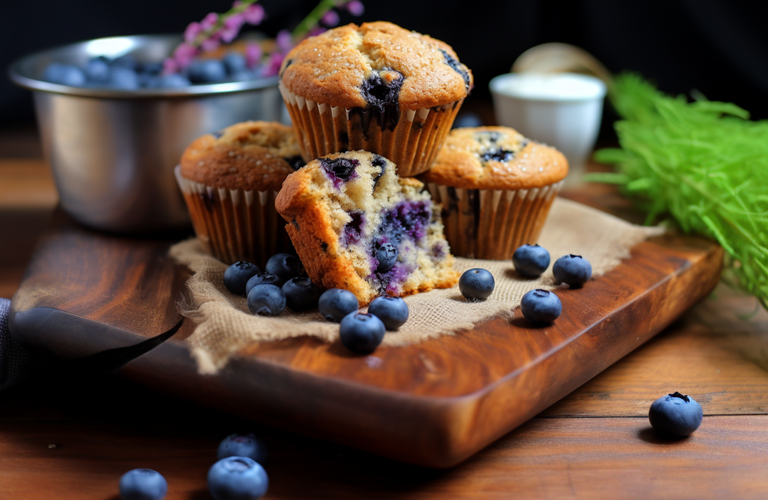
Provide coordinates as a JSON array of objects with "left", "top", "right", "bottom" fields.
[
  {"left": 282, "top": 277, "right": 321, "bottom": 311},
  {"left": 459, "top": 268, "right": 495, "bottom": 301},
  {"left": 224, "top": 261, "right": 261, "bottom": 295},
  {"left": 247, "top": 284, "right": 286, "bottom": 317},
  {"left": 245, "top": 272, "right": 284, "bottom": 296},
  {"left": 119, "top": 469, "right": 167, "bottom": 500},
  {"left": 217, "top": 433, "right": 267, "bottom": 464},
  {"left": 265, "top": 253, "right": 304, "bottom": 282},
  {"left": 339, "top": 312, "right": 386, "bottom": 354},
  {"left": 368, "top": 296, "right": 409, "bottom": 330},
  {"left": 649, "top": 391, "right": 703, "bottom": 437},
  {"left": 512, "top": 244, "right": 551, "bottom": 277},
  {"left": 208, "top": 457, "right": 269, "bottom": 500},
  {"left": 318, "top": 288, "right": 359, "bottom": 322},
  {"left": 553, "top": 254, "right": 592, "bottom": 287},
  {"left": 520, "top": 289, "right": 562, "bottom": 324}
]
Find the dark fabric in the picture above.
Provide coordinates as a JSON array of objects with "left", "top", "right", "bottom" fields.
[{"left": 0, "top": 298, "right": 35, "bottom": 391}]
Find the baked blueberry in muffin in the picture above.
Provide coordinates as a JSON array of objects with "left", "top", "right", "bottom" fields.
[{"left": 275, "top": 151, "right": 458, "bottom": 305}]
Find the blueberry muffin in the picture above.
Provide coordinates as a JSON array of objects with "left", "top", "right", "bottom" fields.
[
  {"left": 275, "top": 150, "right": 458, "bottom": 305},
  {"left": 278, "top": 21, "right": 472, "bottom": 177},
  {"left": 175, "top": 121, "right": 304, "bottom": 265},
  {"left": 419, "top": 126, "right": 568, "bottom": 260}
]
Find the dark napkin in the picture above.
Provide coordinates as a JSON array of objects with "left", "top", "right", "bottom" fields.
[{"left": 0, "top": 298, "right": 36, "bottom": 391}]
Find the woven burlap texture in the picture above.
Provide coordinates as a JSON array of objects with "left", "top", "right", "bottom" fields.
[{"left": 170, "top": 198, "right": 663, "bottom": 374}]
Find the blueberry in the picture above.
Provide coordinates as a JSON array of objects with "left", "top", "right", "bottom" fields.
[
  {"left": 112, "top": 55, "right": 138, "bottom": 70},
  {"left": 459, "top": 268, "right": 495, "bottom": 301},
  {"left": 520, "top": 289, "right": 562, "bottom": 323},
  {"left": 217, "top": 434, "right": 267, "bottom": 464},
  {"left": 148, "top": 74, "right": 191, "bottom": 88},
  {"left": 223, "top": 52, "right": 247, "bottom": 75},
  {"left": 318, "top": 288, "right": 359, "bottom": 322},
  {"left": 649, "top": 392, "right": 703, "bottom": 437},
  {"left": 42, "top": 63, "right": 86, "bottom": 86},
  {"left": 229, "top": 70, "right": 256, "bottom": 82},
  {"left": 140, "top": 61, "right": 164, "bottom": 75},
  {"left": 553, "top": 254, "right": 592, "bottom": 287},
  {"left": 282, "top": 277, "right": 321, "bottom": 311},
  {"left": 85, "top": 58, "right": 110, "bottom": 83},
  {"left": 224, "top": 261, "right": 261, "bottom": 296},
  {"left": 375, "top": 243, "right": 398, "bottom": 273},
  {"left": 368, "top": 296, "right": 409, "bottom": 330},
  {"left": 452, "top": 112, "right": 483, "bottom": 129},
  {"left": 245, "top": 272, "right": 284, "bottom": 296},
  {"left": 119, "top": 469, "right": 167, "bottom": 500},
  {"left": 265, "top": 253, "right": 304, "bottom": 282},
  {"left": 247, "top": 284, "right": 286, "bottom": 316},
  {"left": 339, "top": 312, "right": 386, "bottom": 354},
  {"left": 512, "top": 244, "right": 551, "bottom": 277},
  {"left": 188, "top": 59, "right": 227, "bottom": 84},
  {"left": 208, "top": 457, "right": 268, "bottom": 500},
  {"left": 108, "top": 67, "right": 140, "bottom": 90}
]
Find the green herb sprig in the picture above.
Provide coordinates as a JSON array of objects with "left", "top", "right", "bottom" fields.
[{"left": 588, "top": 73, "right": 768, "bottom": 308}]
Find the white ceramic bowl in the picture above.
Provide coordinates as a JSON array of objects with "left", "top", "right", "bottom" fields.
[{"left": 489, "top": 73, "right": 607, "bottom": 184}]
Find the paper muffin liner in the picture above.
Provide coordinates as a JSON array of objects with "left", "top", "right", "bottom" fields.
[
  {"left": 175, "top": 166, "right": 292, "bottom": 266},
  {"left": 427, "top": 181, "right": 564, "bottom": 260},
  {"left": 279, "top": 83, "right": 463, "bottom": 177}
]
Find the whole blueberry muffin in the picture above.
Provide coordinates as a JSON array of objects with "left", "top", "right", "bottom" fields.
[
  {"left": 419, "top": 126, "right": 568, "bottom": 260},
  {"left": 275, "top": 150, "right": 458, "bottom": 305},
  {"left": 175, "top": 121, "right": 304, "bottom": 265},
  {"left": 278, "top": 21, "right": 472, "bottom": 177}
]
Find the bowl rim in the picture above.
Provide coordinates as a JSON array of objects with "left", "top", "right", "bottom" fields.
[
  {"left": 7, "top": 33, "right": 279, "bottom": 99},
  {"left": 489, "top": 72, "right": 607, "bottom": 103}
]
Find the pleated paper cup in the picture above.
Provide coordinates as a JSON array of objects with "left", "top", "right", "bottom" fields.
[
  {"left": 174, "top": 166, "right": 292, "bottom": 266},
  {"left": 427, "top": 181, "right": 564, "bottom": 260},
  {"left": 279, "top": 83, "right": 463, "bottom": 177}
]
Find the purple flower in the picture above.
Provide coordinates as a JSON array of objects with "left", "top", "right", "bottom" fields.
[
  {"left": 263, "top": 52, "right": 285, "bottom": 77},
  {"left": 173, "top": 43, "right": 198, "bottom": 67},
  {"left": 220, "top": 13, "right": 245, "bottom": 42},
  {"left": 162, "top": 57, "right": 179, "bottom": 75},
  {"left": 346, "top": 1, "right": 364, "bottom": 16},
  {"left": 243, "top": 4, "right": 265, "bottom": 25},
  {"left": 201, "top": 12, "right": 219, "bottom": 30},
  {"left": 276, "top": 29, "right": 293, "bottom": 54},
  {"left": 201, "top": 33, "right": 221, "bottom": 52},
  {"left": 245, "top": 41, "right": 262, "bottom": 69},
  {"left": 184, "top": 22, "right": 202, "bottom": 44},
  {"left": 308, "top": 27, "right": 328, "bottom": 37},
  {"left": 321, "top": 9, "right": 340, "bottom": 27}
]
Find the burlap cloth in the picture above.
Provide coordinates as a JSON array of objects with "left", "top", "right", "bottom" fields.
[{"left": 170, "top": 198, "right": 664, "bottom": 374}]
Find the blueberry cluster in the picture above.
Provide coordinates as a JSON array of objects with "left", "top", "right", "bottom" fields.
[
  {"left": 42, "top": 52, "right": 264, "bottom": 90},
  {"left": 119, "top": 433, "right": 269, "bottom": 500},
  {"left": 224, "top": 258, "right": 411, "bottom": 355}
]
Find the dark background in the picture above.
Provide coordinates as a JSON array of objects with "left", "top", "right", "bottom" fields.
[{"left": 2, "top": 0, "right": 767, "bottom": 130}]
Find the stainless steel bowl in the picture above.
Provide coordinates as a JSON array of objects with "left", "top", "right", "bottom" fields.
[{"left": 9, "top": 34, "right": 284, "bottom": 233}]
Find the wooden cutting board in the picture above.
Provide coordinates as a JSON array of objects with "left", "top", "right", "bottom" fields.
[{"left": 8, "top": 186, "right": 723, "bottom": 467}]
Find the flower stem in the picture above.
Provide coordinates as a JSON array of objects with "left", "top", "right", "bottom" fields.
[{"left": 291, "top": 0, "right": 338, "bottom": 41}]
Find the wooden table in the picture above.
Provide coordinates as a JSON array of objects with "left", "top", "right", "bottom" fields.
[{"left": 2, "top": 152, "right": 768, "bottom": 499}]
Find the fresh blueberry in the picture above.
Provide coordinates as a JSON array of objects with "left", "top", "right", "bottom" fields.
[
  {"left": 188, "top": 59, "right": 227, "bottom": 84},
  {"left": 265, "top": 253, "right": 304, "bottom": 282},
  {"left": 245, "top": 272, "right": 284, "bottom": 296},
  {"left": 339, "top": 312, "right": 386, "bottom": 354},
  {"left": 217, "top": 434, "right": 267, "bottom": 464},
  {"left": 140, "top": 61, "right": 164, "bottom": 76},
  {"left": 459, "top": 268, "right": 495, "bottom": 301},
  {"left": 224, "top": 261, "right": 261, "bottom": 296},
  {"left": 247, "top": 284, "right": 286, "bottom": 316},
  {"left": 452, "top": 112, "right": 483, "bottom": 129},
  {"left": 112, "top": 55, "right": 138, "bottom": 70},
  {"left": 282, "top": 277, "right": 321, "bottom": 311},
  {"left": 147, "top": 74, "right": 191, "bottom": 88},
  {"left": 85, "top": 57, "right": 110, "bottom": 83},
  {"left": 223, "top": 52, "right": 247, "bottom": 75},
  {"left": 512, "top": 244, "right": 551, "bottom": 277},
  {"left": 649, "top": 392, "right": 703, "bottom": 437},
  {"left": 119, "top": 469, "right": 167, "bottom": 500},
  {"left": 318, "top": 288, "right": 359, "bottom": 322},
  {"left": 553, "top": 254, "right": 592, "bottom": 287},
  {"left": 368, "top": 296, "right": 409, "bottom": 330},
  {"left": 208, "top": 457, "right": 268, "bottom": 500},
  {"left": 375, "top": 243, "right": 398, "bottom": 273},
  {"left": 520, "top": 289, "right": 562, "bottom": 323},
  {"left": 42, "top": 63, "right": 86, "bottom": 86},
  {"left": 229, "top": 70, "right": 255, "bottom": 82},
  {"left": 108, "top": 67, "right": 140, "bottom": 90}
]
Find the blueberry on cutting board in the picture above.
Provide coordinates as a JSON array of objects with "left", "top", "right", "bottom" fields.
[
  {"left": 119, "top": 469, "right": 167, "bottom": 500},
  {"left": 553, "top": 254, "right": 592, "bottom": 287},
  {"left": 217, "top": 433, "right": 267, "bottom": 464},
  {"left": 512, "top": 244, "right": 551, "bottom": 277},
  {"left": 459, "top": 268, "right": 495, "bottom": 301},
  {"left": 368, "top": 296, "right": 409, "bottom": 330},
  {"left": 520, "top": 289, "right": 562, "bottom": 324},
  {"left": 208, "top": 457, "right": 268, "bottom": 500},
  {"left": 339, "top": 312, "right": 385, "bottom": 354},
  {"left": 319, "top": 289, "right": 359, "bottom": 323},
  {"left": 649, "top": 391, "right": 703, "bottom": 437}
]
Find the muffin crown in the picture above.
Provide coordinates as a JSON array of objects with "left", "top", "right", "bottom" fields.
[
  {"left": 420, "top": 126, "right": 569, "bottom": 190},
  {"left": 180, "top": 121, "right": 303, "bottom": 192},
  {"left": 279, "top": 21, "right": 472, "bottom": 111}
]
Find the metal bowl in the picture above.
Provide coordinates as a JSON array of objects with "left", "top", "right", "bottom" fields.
[{"left": 9, "top": 34, "right": 283, "bottom": 233}]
